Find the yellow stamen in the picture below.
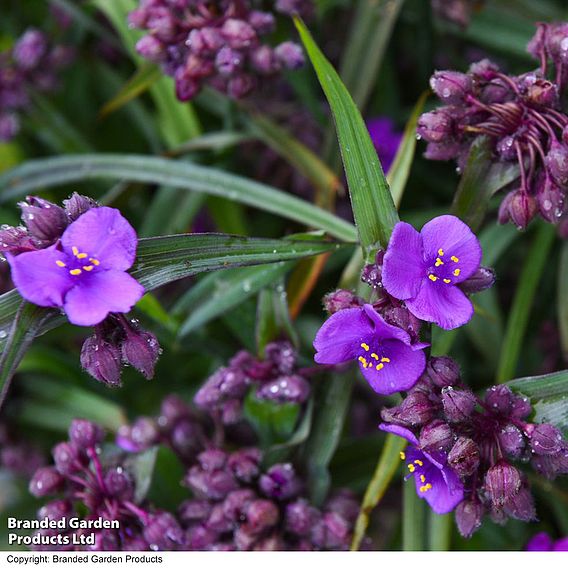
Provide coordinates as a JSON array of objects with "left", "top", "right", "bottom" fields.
[
  {"left": 428, "top": 274, "right": 438, "bottom": 282},
  {"left": 76, "top": 252, "right": 87, "bottom": 259},
  {"left": 435, "top": 258, "right": 444, "bottom": 267},
  {"left": 453, "top": 268, "right": 461, "bottom": 276},
  {"left": 69, "top": 268, "right": 82, "bottom": 276},
  {"left": 360, "top": 342, "right": 369, "bottom": 351},
  {"left": 414, "top": 459, "right": 423, "bottom": 467},
  {"left": 358, "top": 356, "right": 368, "bottom": 368},
  {"left": 419, "top": 483, "right": 433, "bottom": 493},
  {"left": 90, "top": 258, "right": 100, "bottom": 266},
  {"left": 376, "top": 363, "right": 384, "bottom": 371},
  {"left": 420, "top": 475, "right": 426, "bottom": 483},
  {"left": 381, "top": 357, "right": 391, "bottom": 363},
  {"left": 399, "top": 451, "right": 406, "bottom": 460},
  {"left": 443, "top": 278, "right": 451, "bottom": 284},
  {"left": 451, "top": 255, "right": 459, "bottom": 263},
  {"left": 438, "top": 248, "right": 444, "bottom": 256},
  {"left": 55, "top": 260, "right": 66, "bottom": 267},
  {"left": 83, "top": 265, "right": 94, "bottom": 272},
  {"left": 371, "top": 353, "right": 379, "bottom": 360},
  {"left": 408, "top": 464, "right": 416, "bottom": 473},
  {"left": 72, "top": 246, "right": 79, "bottom": 256}
]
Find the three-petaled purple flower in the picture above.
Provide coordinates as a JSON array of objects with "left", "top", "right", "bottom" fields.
[
  {"left": 379, "top": 423, "right": 464, "bottom": 514},
  {"left": 382, "top": 215, "right": 482, "bottom": 330},
  {"left": 313, "top": 304, "right": 427, "bottom": 395},
  {"left": 7, "top": 207, "right": 144, "bottom": 326}
]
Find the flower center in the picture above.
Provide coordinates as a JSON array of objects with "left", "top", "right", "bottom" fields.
[
  {"left": 358, "top": 342, "right": 391, "bottom": 371},
  {"left": 400, "top": 451, "right": 433, "bottom": 493},
  {"left": 427, "top": 248, "right": 461, "bottom": 285},
  {"left": 55, "top": 246, "right": 100, "bottom": 276}
]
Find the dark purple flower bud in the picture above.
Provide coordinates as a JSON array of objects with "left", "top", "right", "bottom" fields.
[
  {"left": 135, "top": 36, "right": 165, "bottom": 62},
  {"left": 206, "top": 503, "right": 233, "bottom": 533},
  {"left": 143, "top": 512, "right": 185, "bottom": 551},
  {"left": 121, "top": 328, "right": 161, "bottom": 379},
  {"left": 0, "top": 113, "right": 20, "bottom": 142},
  {"left": 545, "top": 23, "right": 568, "bottom": 63},
  {"left": 498, "top": 424, "right": 525, "bottom": 458},
  {"left": 194, "top": 367, "right": 248, "bottom": 408},
  {"left": 250, "top": 45, "right": 279, "bottom": 75},
  {"left": 186, "top": 28, "right": 223, "bottom": 56},
  {"left": 69, "top": 418, "right": 105, "bottom": 448},
  {"left": 458, "top": 266, "right": 496, "bottom": 294},
  {"left": 215, "top": 47, "right": 244, "bottom": 77},
  {"left": 222, "top": 489, "right": 256, "bottom": 522},
  {"left": 426, "top": 356, "right": 460, "bottom": 387},
  {"left": 13, "top": 29, "right": 47, "bottom": 70},
  {"left": 323, "top": 289, "right": 364, "bottom": 314},
  {"left": 265, "top": 341, "right": 297, "bottom": 374},
  {"left": 423, "top": 141, "right": 462, "bottom": 161},
  {"left": 484, "top": 461, "right": 522, "bottom": 508},
  {"left": 311, "top": 512, "right": 350, "bottom": 551},
  {"left": 19, "top": 196, "right": 69, "bottom": 243},
  {"left": 80, "top": 334, "right": 122, "bottom": 387},
  {"left": 0, "top": 225, "right": 38, "bottom": 256},
  {"left": 174, "top": 72, "right": 200, "bottom": 102},
  {"left": 381, "top": 391, "right": 437, "bottom": 427},
  {"left": 545, "top": 140, "right": 568, "bottom": 188},
  {"left": 325, "top": 489, "right": 360, "bottom": 524},
  {"left": 125, "top": 417, "right": 160, "bottom": 451},
  {"left": 259, "top": 463, "right": 302, "bottom": 501},
  {"left": 529, "top": 423, "right": 564, "bottom": 455},
  {"left": 441, "top": 387, "right": 477, "bottom": 423},
  {"left": 248, "top": 11, "right": 275, "bottom": 34},
  {"left": 104, "top": 467, "right": 134, "bottom": 499},
  {"left": 419, "top": 419, "right": 454, "bottom": 453},
  {"left": 417, "top": 110, "right": 454, "bottom": 143},
  {"left": 537, "top": 175, "right": 565, "bottom": 223},
  {"left": 430, "top": 71, "right": 472, "bottom": 104},
  {"left": 146, "top": 7, "right": 176, "bottom": 42},
  {"left": 455, "top": 498, "right": 483, "bottom": 538},
  {"left": 198, "top": 449, "right": 227, "bottom": 470},
  {"left": 511, "top": 393, "right": 532, "bottom": 419},
  {"left": 221, "top": 19, "right": 257, "bottom": 50},
  {"left": 285, "top": 499, "right": 320, "bottom": 536},
  {"left": 485, "top": 385, "right": 514, "bottom": 416},
  {"left": 256, "top": 374, "right": 310, "bottom": 404},
  {"left": 274, "top": 42, "right": 305, "bottom": 70},
  {"left": 38, "top": 499, "right": 73, "bottom": 522},
  {"left": 382, "top": 305, "right": 422, "bottom": 342},
  {"left": 504, "top": 485, "right": 536, "bottom": 521},
  {"left": 245, "top": 499, "right": 279, "bottom": 534},
  {"left": 178, "top": 499, "right": 212, "bottom": 524},
  {"left": 52, "top": 442, "right": 82, "bottom": 475},
  {"left": 186, "top": 524, "right": 217, "bottom": 550},
  {"left": 227, "top": 448, "right": 262, "bottom": 482},
  {"left": 220, "top": 398, "right": 242, "bottom": 424},
  {"left": 496, "top": 136, "right": 517, "bottom": 161},
  {"left": 227, "top": 74, "right": 255, "bottom": 99},
  {"left": 186, "top": 466, "right": 238, "bottom": 500},
  {"left": 29, "top": 466, "right": 64, "bottom": 497},
  {"left": 158, "top": 395, "right": 190, "bottom": 430},
  {"left": 170, "top": 419, "right": 204, "bottom": 460},
  {"left": 507, "top": 190, "right": 538, "bottom": 230},
  {"left": 448, "top": 437, "right": 480, "bottom": 477},
  {"left": 62, "top": 193, "right": 97, "bottom": 222},
  {"left": 276, "top": 0, "right": 313, "bottom": 18},
  {"left": 234, "top": 525, "right": 257, "bottom": 551},
  {"left": 127, "top": 8, "right": 147, "bottom": 29}
]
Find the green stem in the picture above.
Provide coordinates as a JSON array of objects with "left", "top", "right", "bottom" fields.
[
  {"left": 428, "top": 511, "right": 452, "bottom": 551},
  {"left": 403, "top": 480, "right": 426, "bottom": 551}
]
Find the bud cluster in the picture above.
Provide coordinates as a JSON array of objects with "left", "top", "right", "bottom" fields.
[
  {"left": 418, "top": 22, "right": 568, "bottom": 232},
  {"left": 380, "top": 356, "right": 568, "bottom": 537},
  {"left": 0, "top": 28, "right": 74, "bottom": 141},
  {"left": 129, "top": 0, "right": 308, "bottom": 101},
  {"left": 194, "top": 341, "right": 311, "bottom": 424}
]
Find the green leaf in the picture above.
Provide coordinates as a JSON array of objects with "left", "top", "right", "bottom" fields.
[
  {"left": 124, "top": 448, "right": 159, "bottom": 505},
  {"left": 451, "top": 137, "right": 519, "bottom": 230},
  {"left": 403, "top": 480, "right": 427, "bottom": 551},
  {"left": 428, "top": 512, "right": 452, "bottom": 551},
  {"left": 295, "top": 18, "right": 398, "bottom": 257},
  {"left": 558, "top": 242, "right": 568, "bottom": 361},
  {"left": 387, "top": 91, "right": 429, "bottom": 208},
  {"left": 0, "top": 154, "right": 357, "bottom": 242},
  {"left": 350, "top": 432, "right": 406, "bottom": 550},
  {"left": 145, "top": 445, "right": 187, "bottom": 510},
  {"left": 497, "top": 224, "right": 556, "bottom": 383},
  {"left": 100, "top": 63, "right": 162, "bottom": 118}
]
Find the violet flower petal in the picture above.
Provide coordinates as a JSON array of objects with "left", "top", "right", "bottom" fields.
[
  {"left": 61, "top": 207, "right": 138, "bottom": 271},
  {"left": 63, "top": 270, "right": 144, "bottom": 326},
  {"left": 526, "top": 532, "right": 554, "bottom": 551},
  {"left": 7, "top": 245, "right": 73, "bottom": 307},
  {"left": 378, "top": 423, "right": 419, "bottom": 446}
]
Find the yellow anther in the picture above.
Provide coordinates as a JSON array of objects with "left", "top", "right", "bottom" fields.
[
  {"left": 376, "top": 363, "right": 384, "bottom": 371},
  {"left": 438, "top": 248, "right": 444, "bottom": 256},
  {"left": 420, "top": 475, "right": 426, "bottom": 483},
  {"left": 371, "top": 353, "right": 379, "bottom": 360},
  {"left": 381, "top": 357, "right": 391, "bottom": 363},
  {"left": 399, "top": 451, "right": 406, "bottom": 460},
  {"left": 419, "top": 483, "right": 433, "bottom": 493},
  {"left": 408, "top": 464, "right": 416, "bottom": 473},
  {"left": 414, "top": 459, "right": 423, "bottom": 467},
  {"left": 443, "top": 278, "right": 451, "bottom": 284},
  {"left": 83, "top": 265, "right": 94, "bottom": 272},
  {"left": 453, "top": 268, "right": 461, "bottom": 276},
  {"left": 428, "top": 274, "right": 438, "bottom": 282},
  {"left": 72, "top": 246, "right": 79, "bottom": 256},
  {"left": 69, "top": 268, "right": 82, "bottom": 276},
  {"left": 358, "top": 356, "right": 368, "bottom": 368},
  {"left": 55, "top": 260, "right": 66, "bottom": 267},
  {"left": 435, "top": 258, "right": 444, "bottom": 267},
  {"left": 360, "top": 342, "right": 370, "bottom": 351},
  {"left": 76, "top": 252, "right": 87, "bottom": 259},
  {"left": 451, "top": 255, "right": 459, "bottom": 263},
  {"left": 90, "top": 258, "right": 100, "bottom": 266}
]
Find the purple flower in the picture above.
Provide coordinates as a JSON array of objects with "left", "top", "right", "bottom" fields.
[
  {"left": 382, "top": 215, "right": 482, "bottom": 330},
  {"left": 313, "top": 304, "right": 427, "bottom": 395},
  {"left": 7, "top": 207, "right": 144, "bottom": 326},
  {"left": 366, "top": 117, "right": 403, "bottom": 172},
  {"left": 526, "top": 532, "right": 568, "bottom": 551},
  {"left": 379, "top": 423, "right": 464, "bottom": 514}
]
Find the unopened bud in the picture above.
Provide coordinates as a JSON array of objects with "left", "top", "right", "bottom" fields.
[
  {"left": 545, "top": 140, "right": 568, "bottom": 188},
  {"left": 498, "top": 424, "right": 525, "bottom": 458},
  {"left": 221, "top": 19, "right": 256, "bottom": 50},
  {"left": 227, "top": 448, "right": 262, "bottom": 483},
  {"left": 256, "top": 374, "right": 310, "bottom": 404},
  {"left": 459, "top": 267, "right": 496, "bottom": 294},
  {"left": 417, "top": 110, "right": 454, "bottom": 143},
  {"left": 484, "top": 385, "right": 514, "bottom": 416},
  {"left": 274, "top": 42, "right": 305, "bottom": 70},
  {"left": 504, "top": 485, "right": 536, "bottom": 521},
  {"left": 508, "top": 190, "right": 538, "bottom": 230},
  {"left": 121, "top": 328, "right": 161, "bottom": 379},
  {"left": 52, "top": 442, "right": 82, "bottom": 475},
  {"left": 19, "top": 196, "right": 68, "bottom": 243},
  {"left": 381, "top": 392, "right": 437, "bottom": 427},
  {"left": 245, "top": 499, "right": 280, "bottom": 534},
  {"left": 419, "top": 420, "right": 454, "bottom": 453},
  {"left": 104, "top": 467, "right": 134, "bottom": 500},
  {"left": 448, "top": 437, "right": 480, "bottom": 477},
  {"left": 80, "top": 334, "right": 122, "bottom": 387},
  {"left": 13, "top": 29, "right": 47, "bottom": 69},
  {"left": 62, "top": 193, "right": 97, "bottom": 222},
  {"left": 259, "top": 463, "right": 302, "bottom": 501},
  {"left": 69, "top": 419, "right": 105, "bottom": 448},
  {"left": 323, "top": 289, "right": 364, "bottom": 314},
  {"left": 441, "top": 387, "right": 476, "bottom": 422},
  {"left": 430, "top": 71, "right": 472, "bottom": 104},
  {"left": 426, "top": 356, "right": 460, "bottom": 387},
  {"left": 529, "top": 423, "right": 564, "bottom": 455},
  {"left": 29, "top": 466, "right": 64, "bottom": 497},
  {"left": 484, "top": 461, "right": 522, "bottom": 508},
  {"left": 455, "top": 498, "right": 483, "bottom": 538}
]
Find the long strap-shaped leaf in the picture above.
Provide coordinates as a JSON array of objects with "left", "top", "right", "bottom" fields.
[
  {"left": 295, "top": 18, "right": 399, "bottom": 258},
  {"left": 0, "top": 154, "right": 356, "bottom": 242}
]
